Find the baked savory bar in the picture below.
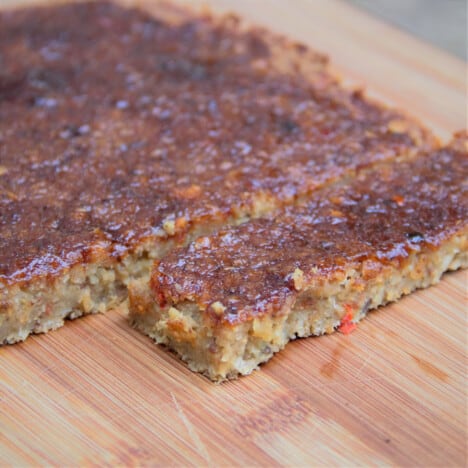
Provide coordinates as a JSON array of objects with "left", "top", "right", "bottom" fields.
[
  {"left": 0, "top": 1, "right": 433, "bottom": 343},
  {"left": 129, "top": 135, "right": 468, "bottom": 381}
]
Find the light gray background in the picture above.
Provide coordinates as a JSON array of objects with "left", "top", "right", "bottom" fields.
[{"left": 347, "top": 0, "right": 467, "bottom": 60}]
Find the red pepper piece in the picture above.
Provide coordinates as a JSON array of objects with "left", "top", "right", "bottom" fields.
[{"left": 338, "top": 309, "right": 357, "bottom": 334}]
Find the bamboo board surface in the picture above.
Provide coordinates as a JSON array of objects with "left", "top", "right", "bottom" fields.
[{"left": 0, "top": 0, "right": 467, "bottom": 466}]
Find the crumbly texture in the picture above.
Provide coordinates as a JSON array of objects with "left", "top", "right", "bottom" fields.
[
  {"left": 0, "top": 1, "right": 435, "bottom": 343},
  {"left": 130, "top": 137, "right": 468, "bottom": 381}
]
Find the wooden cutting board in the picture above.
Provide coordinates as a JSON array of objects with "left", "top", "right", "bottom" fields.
[{"left": 0, "top": 0, "right": 466, "bottom": 465}]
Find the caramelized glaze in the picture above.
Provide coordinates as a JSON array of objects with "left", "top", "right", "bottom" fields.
[
  {"left": 0, "top": 1, "right": 432, "bottom": 284},
  {"left": 153, "top": 137, "right": 468, "bottom": 324}
]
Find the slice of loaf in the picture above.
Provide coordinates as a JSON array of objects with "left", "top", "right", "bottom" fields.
[
  {"left": 129, "top": 135, "right": 468, "bottom": 381},
  {"left": 0, "top": 1, "right": 434, "bottom": 343}
]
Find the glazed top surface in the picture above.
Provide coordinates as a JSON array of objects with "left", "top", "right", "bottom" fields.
[
  {"left": 0, "top": 1, "right": 430, "bottom": 283},
  {"left": 153, "top": 138, "right": 468, "bottom": 325}
]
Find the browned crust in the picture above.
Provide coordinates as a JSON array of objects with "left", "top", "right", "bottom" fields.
[
  {"left": 0, "top": 0, "right": 434, "bottom": 289},
  {"left": 129, "top": 136, "right": 467, "bottom": 381},
  {"left": 130, "top": 230, "right": 466, "bottom": 381},
  {"left": 150, "top": 135, "right": 468, "bottom": 327}
]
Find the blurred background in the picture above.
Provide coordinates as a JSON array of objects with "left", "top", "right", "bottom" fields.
[
  {"left": 347, "top": 0, "right": 466, "bottom": 60},
  {"left": 0, "top": 0, "right": 466, "bottom": 60}
]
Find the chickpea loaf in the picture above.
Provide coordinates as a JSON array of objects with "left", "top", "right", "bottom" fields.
[
  {"left": 129, "top": 136, "right": 468, "bottom": 381},
  {"left": 0, "top": 1, "right": 434, "bottom": 343}
]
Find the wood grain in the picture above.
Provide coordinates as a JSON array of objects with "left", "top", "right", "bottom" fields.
[{"left": 0, "top": 0, "right": 467, "bottom": 465}]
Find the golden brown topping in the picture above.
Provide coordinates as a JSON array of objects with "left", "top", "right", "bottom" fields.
[
  {"left": 152, "top": 140, "right": 468, "bottom": 324},
  {"left": 0, "top": 1, "right": 433, "bottom": 284}
]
